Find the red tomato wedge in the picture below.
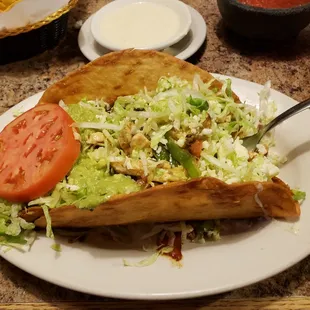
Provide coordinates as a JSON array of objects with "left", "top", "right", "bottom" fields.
[
  {"left": 0, "top": 104, "right": 80, "bottom": 202},
  {"left": 189, "top": 140, "right": 203, "bottom": 158}
]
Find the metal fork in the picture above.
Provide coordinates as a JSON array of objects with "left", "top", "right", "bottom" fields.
[{"left": 242, "top": 97, "right": 310, "bottom": 152}]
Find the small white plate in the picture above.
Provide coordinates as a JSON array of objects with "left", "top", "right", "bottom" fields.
[{"left": 78, "top": 5, "right": 207, "bottom": 61}]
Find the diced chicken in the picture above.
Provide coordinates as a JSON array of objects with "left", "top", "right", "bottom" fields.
[
  {"left": 111, "top": 161, "right": 144, "bottom": 178},
  {"left": 203, "top": 113, "right": 211, "bottom": 129},
  {"left": 87, "top": 132, "right": 105, "bottom": 144},
  {"left": 169, "top": 128, "right": 181, "bottom": 140},
  {"left": 130, "top": 133, "right": 150, "bottom": 150},
  {"left": 118, "top": 123, "right": 133, "bottom": 154},
  {"left": 156, "top": 161, "right": 171, "bottom": 169},
  {"left": 111, "top": 160, "right": 187, "bottom": 183},
  {"left": 153, "top": 166, "right": 188, "bottom": 182}
]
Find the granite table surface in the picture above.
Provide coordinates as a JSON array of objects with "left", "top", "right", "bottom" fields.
[{"left": 0, "top": 0, "right": 309, "bottom": 308}]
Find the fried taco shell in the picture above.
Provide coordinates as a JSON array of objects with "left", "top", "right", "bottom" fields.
[
  {"left": 38, "top": 49, "right": 239, "bottom": 105},
  {"left": 21, "top": 177, "right": 299, "bottom": 228},
  {"left": 19, "top": 50, "right": 299, "bottom": 227}
]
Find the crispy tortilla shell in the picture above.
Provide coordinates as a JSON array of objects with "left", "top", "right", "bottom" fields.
[
  {"left": 21, "top": 206, "right": 44, "bottom": 223},
  {"left": 21, "top": 50, "right": 299, "bottom": 228},
  {"left": 20, "top": 177, "right": 300, "bottom": 228},
  {"left": 38, "top": 49, "right": 239, "bottom": 106}
]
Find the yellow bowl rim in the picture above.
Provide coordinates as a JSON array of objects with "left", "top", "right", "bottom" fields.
[{"left": 0, "top": 0, "right": 78, "bottom": 39}]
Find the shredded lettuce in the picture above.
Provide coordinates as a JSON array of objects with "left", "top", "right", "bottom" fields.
[
  {"left": 123, "top": 246, "right": 173, "bottom": 267},
  {"left": 0, "top": 231, "right": 36, "bottom": 252},
  {"left": 28, "top": 183, "right": 62, "bottom": 208},
  {"left": 73, "top": 122, "right": 122, "bottom": 131},
  {"left": 12, "top": 108, "right": 24, "bottom": 118},
  {"left": 187, "top": 96, "right": 209, "bottom": 112},
  {"left": 41, "top": 205, "right": 54, "bottom": 239},
  {"left": 259, "top": 81, "right": 277, "bottom": 124},
  {"left": 0, "top": 199, "right": 35, "bottom": 251},
  {"left": 150, "top": 124, "right": 172, "bottom": 149},
  {"left": 292, "top": 189, "right": 306, "bottom": 202},
  {"left": 0, "top": 74, "right": 304, "bottom": 260},
  {"left": 63, "top": 75, "right": 281, "bottom": 186},
  {"left": 51, "top": 243, "right": 62, "bottom": 252},
  {"left": 190, "top": 220, "right": 221, "bottom": 243}
]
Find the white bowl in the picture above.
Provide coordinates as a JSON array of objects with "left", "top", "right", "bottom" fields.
[{"left": 90, "top": 0, "right": 192, "bottom": 51}]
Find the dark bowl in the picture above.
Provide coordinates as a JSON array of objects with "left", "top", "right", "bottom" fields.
[
  {"left": 0, "top": 13, "right": 69, "bottom": 65},
  {"left": 217, "top": 0, "right": 310, "bottom": 40}
]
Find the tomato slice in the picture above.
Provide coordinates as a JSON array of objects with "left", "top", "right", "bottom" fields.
[{"left": 0, "top": 104, "right": 80, "bottom": 202}]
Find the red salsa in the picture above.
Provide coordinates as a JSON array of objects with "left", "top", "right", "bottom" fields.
[
  {"left": 168, "top": 233, "right": 182, "bottom": 261},
  {"left": 157, "top": 232, "right": 183, "bottom": 262},
  {"left": 238, "top": 0, "right": 310, "bottom": 8}
]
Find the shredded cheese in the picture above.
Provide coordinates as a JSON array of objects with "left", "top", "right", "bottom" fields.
[
  {"left": 73, "top": 122, "right": 122, "bottom": 131},
  {"left": 140, "top": 151, "right": 149, "bottom": 176}
]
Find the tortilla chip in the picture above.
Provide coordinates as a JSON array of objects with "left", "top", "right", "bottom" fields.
[
  {"left": 38, "top": 49, "right": 239, "bottom": 106},
  {"left": 25, "top": 177, "right": 299, "bottom": 228}
]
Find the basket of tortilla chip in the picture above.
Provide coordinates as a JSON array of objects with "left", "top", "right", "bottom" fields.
[
  {"left": 0, "top": 50, "right": 302, "bottom": 262},
  {"left": 0, "top": 0, "right": 78, "bottom": 64}
]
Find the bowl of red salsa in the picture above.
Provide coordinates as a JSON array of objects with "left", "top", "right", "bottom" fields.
[{"left": 217, "top": 0, "right": 310, "bottom": 40}]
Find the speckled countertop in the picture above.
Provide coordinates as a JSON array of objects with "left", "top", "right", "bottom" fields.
[{"left": 0, "top": 0, "right": 310, "bottom": 305}]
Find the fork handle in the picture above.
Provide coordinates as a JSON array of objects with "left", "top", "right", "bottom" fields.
[{"left": 263, "top": 97, "right": 310, "bottom": 135}]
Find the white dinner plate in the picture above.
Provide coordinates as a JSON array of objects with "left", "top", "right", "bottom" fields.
[
  {"left": 78, "top": 5, "right": 207, "bottom": 61},
  {"left": 0, "top": 75, "right": 309, "bottom": 300}
]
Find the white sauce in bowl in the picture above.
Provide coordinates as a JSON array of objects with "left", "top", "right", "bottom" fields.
[{"left": 99, "top": 2, "right": 181, "bottom": 49}]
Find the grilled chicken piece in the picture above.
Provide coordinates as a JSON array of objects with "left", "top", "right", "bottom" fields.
[
  {"left": 111, "top": 161, "right": 187, "bottom": 183},
  {"left": 118, "top": 123, "right": 133, "bottom": 154},
  {"left": 203, "top": 113, "right": 212, "bottom": 129},
  {"left": 130, "top": 133, "right": 150, "bottom": 150},
  {"left": 118, "top": 125, "right": 151, "bottom": 155}
]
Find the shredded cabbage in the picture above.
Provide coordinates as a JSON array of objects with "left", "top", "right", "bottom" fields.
[
  {"left": 123, "top": 246, "right": 173, "bottom": 267},
  {"left": 51, "top": 243, "right": 62, "bottom": 252},
  {"left": 41, "top": 205, "right": 54, "bottom": 239},
  {"left": 66, "top": 75, "right": 282, "bottom": 186},
  {"left": 292, "top": 189, "right": 306, "bottom": 202},
  {"left": 0, "top": 199, "right": 35, "bottom": 251},
  {"left": 73, "top": 122, "right": 122, "bottom": 131},
  {"left": 12, "top": 108, "right": 24, "bottom": 118}
]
